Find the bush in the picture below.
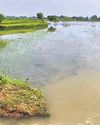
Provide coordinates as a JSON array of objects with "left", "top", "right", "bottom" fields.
[{"left": 47, "top": 26, "right": 56, "bottom": 32}]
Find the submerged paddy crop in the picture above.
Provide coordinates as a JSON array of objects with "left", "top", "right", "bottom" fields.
[{"left": 0, "top": 39, "right": 7, "bottom": 48}]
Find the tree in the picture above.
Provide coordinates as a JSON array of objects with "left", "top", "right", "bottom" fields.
[
  {"left": 47, "top": 15, "right": 59, "bottom": 22},
  {"left": 37, "top": 13, "right": 44, "bottom": 20},
  {"left": 0, "top": 13, "right": 5, "bottom": 23},
  {"left": 90, "top": 15, "right": 98, "bottom": 21},
  {"left": 85, "top": 17, "right": 89, "bottom": 21},
  {"left": 98, "top": 16, "right": 100, "bottom": 21}
]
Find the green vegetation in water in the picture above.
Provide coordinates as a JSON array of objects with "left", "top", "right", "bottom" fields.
[
  {"left": 0, "top": 39, "right": 7, "bottom": 48},
  {"left": 0, "top": 19, "right": 48, "bottom": 35},
  {"left": 0, "top": 75, "right": 49, "bottom": 118},
  {"left": 47, "top": 26, "right": 56, "bottom": 32}
]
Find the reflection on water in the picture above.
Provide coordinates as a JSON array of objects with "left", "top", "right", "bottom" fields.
[{"left": 0, "top": 22, "right": 100, "bottom": 124}]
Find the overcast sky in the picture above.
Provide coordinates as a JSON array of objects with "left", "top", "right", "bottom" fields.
[{"left": 0, "top": 0, "right": 100, "bottom": 17}]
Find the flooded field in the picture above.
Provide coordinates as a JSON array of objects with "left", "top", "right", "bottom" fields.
[{"left": 0, "top": 22, "right": 100, "bottom": 124}]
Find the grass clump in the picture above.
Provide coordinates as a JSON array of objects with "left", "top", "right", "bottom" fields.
[
  {"left": 0, "top": 75, "right": 49, "bottom": 118},
  {"left": 47, "top": 26, "right": 56, "bottom": 32},
  {"left": 0, "top": 39, "right": 7, "bottom": 48}
]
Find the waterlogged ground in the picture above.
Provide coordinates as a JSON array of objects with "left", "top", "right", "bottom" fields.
[{"left": 1, "top": 22, "right": 100, "bottom": 124}]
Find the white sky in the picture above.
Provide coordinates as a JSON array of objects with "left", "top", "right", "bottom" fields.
[{"left": 0, "top": 0, "right": 100, "bottom": 17}]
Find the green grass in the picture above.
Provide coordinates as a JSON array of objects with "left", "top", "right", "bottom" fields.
[
  {"left": 2, "top": 19, "right": 43, "bottom": 24},
  {"left": 0, "top": 19, "right": 48, "bottom": 35},
  {"left": 0, "top": 74, "right": 29, "bottom": 88},
  {"left": 0, "top": 74, "right": 49, "bottom": 118},
  {"left": 0, "top": 29, "right": 42, "bottom": 35}
]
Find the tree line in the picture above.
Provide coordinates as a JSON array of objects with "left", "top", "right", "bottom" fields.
[
  {"left": 0, "top": 12, "right": 100, "bottom": 23},
  {"left": 47, "top": 15, "right": 100, "bottom": 22}
]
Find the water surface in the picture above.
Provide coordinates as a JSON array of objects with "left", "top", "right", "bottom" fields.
[{"left": 0, "top": 22, "right": 100, "bottom": 124}]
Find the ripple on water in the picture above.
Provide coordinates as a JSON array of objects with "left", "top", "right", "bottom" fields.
[{"left": 0, "top": 22, "right": 100, "bottom": 124}]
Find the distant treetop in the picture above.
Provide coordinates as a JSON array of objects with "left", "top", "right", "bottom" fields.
[
  {"left": 37, "top": 13, "right": 44, "bottom": 20},
  {"left": 0, "top": 13, "right": 5, "bottom": 23}
]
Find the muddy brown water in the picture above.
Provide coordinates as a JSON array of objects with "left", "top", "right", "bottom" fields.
[
  {"left": 0, "top": 22, "right": 100, "bottom": 124},
  {"left": 1, "top": 72, "right": 100, "bottom": 125}
]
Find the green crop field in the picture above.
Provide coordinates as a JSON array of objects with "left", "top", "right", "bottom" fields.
[{"left": 0, "top": 19, "right": 48, "bottom": 35}]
